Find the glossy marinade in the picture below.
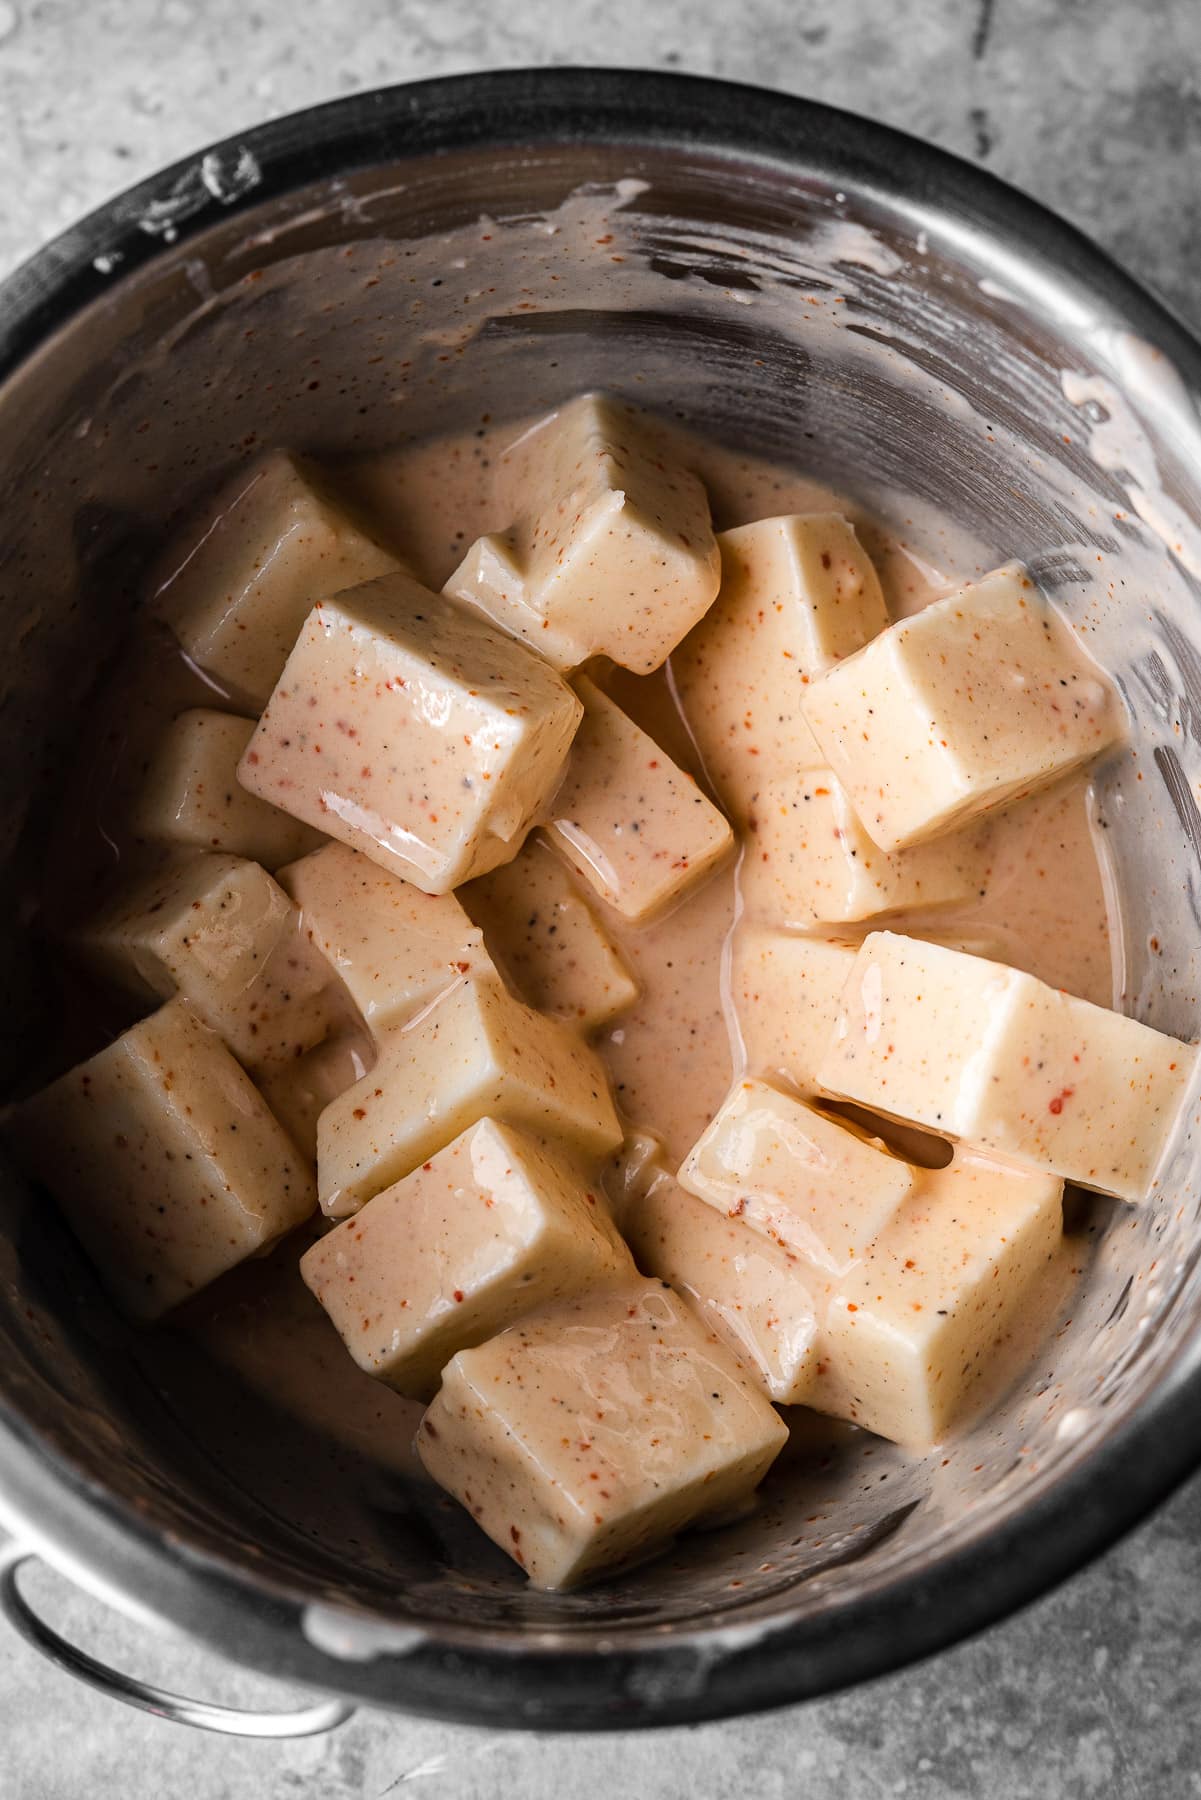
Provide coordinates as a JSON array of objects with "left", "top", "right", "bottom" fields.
[{"left": 6, "top": 395, "right": 1179, "bottom": 1593}]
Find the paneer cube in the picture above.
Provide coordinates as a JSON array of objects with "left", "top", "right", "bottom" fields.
[
  {"left": 732, "top": 926, "right": 858, "bottom": 1092},
  {"left": 818, "top": 932, "right": 1197, "bottom": 1200},
  {"left": 600, "top": 1128, "right": 672, "bottom": 1221},
  {"left": 257, "top": 1028, "right": 374, "bottom": 1162},
  {"left": 443, "top": 393, "right": 720, "bottom": 674},
  {"left": 679, "top": 1079, "right": 915, "bottom": 1272},
  {"left": 544, "top": 679, "right": 733, "bottom": 922},
  {"left": 672, "top": 513, "right": 888, "bottom": 818},
  {"left": 152, "top": 451, "right": 403, "bottom": 708},
  {"left": 77, "top": 852, "right": 336, "bottom": 1069},
  {"left": 278, "top": 841, "right": 494, "bottom": 1040},
  {"left": 317, "top": 976, "right": 622, "bottom": 1216},
  {"left": 131, "top": 709, "right": 323, "bottom": 868},
  {"left": 801, "top": 563, "right": 1125, "bottom": 850},
  {"left": 738, "top": 772, "right": 982, "bottom": 929},
  {"left": 443, "top": 531, "right": 524, "bottom": 625},
  {"left": 3, "top": 999, "right": 315, "bottom": 1320},
  {"left": 819, "top": 1152, "right": 1064, "bottom": 1445},
  {"left": 623, "top": 1173, "right": 823, "bottom": 1404},
  {"left": 301, "top": 1118, "right": 634, "bottom": 1399},
  {"left": 239, "top": 574, "right": 583, "bottom": 894},
  {"left": 463, "top": 839, "right": 637, "bottom": 1030},
  {"left": 727, "top": 918, "right": 1011, "bottom": 1104},
  {"left": 912, "top": 927, "right": 1015, "bottom": 961},
  {"left": 416, "top": 1278, "right": 787, "bottom": 1589}
]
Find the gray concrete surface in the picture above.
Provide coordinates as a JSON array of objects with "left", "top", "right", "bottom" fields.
[{"left": 2, "top": 0, "right": 1201, "bottom": 1794}]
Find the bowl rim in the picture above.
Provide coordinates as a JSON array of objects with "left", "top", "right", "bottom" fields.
[{"left": 2, "top": 64, "right": 1200, "bottom": 1729}]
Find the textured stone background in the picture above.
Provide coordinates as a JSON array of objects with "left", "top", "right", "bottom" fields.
[{"left": 2, "top": 1, "right": 1201, "bottom": 1795}]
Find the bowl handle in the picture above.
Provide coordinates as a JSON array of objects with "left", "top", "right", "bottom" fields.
[{"left": 0, "top": 1546, "right": 355, "bottom": 1738}]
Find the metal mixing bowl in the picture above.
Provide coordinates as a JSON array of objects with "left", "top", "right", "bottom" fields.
[{"left": 2, "top": 67, "right": 1201, "bottom": 1732}]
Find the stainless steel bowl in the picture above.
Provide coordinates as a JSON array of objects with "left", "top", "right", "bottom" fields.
[{"left": 2, "top": 67, "right": 1201, "bottom": 1732}]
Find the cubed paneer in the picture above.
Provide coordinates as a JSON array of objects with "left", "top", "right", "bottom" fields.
[
  {"left": 443, "top": 531, "right": 524, "bottom": 628},
  {"left": 463, "top": 839, "right": 637, "bottom": 1030},
  {"left": 801, "top": 563, "right": 1125, "bottom": 851},
  {"left": 912, "top": 927, "right": 1014, "bottom": 961},
  {"left": 738, "top": 772, "right": 981, "bottom": 929},
  {"left": 239, "top": 574, "right": 583, "bottom": 894},
  {"left": 3, "top": 1000, "right": 315, "bottom": 1320},
  {"left": 672, "top": 513, "right": 888, "bottom": 818},
  {"left": 317, "top": 976, "right": 622, "bottom": 1216},
  {"left": 624, "top": 1173, "right": 823, "bottom": 1404},
  {"left": 152, "top": 451, "right": 403, "bottom": 708},
  {"left": 257, "top": 1028, "right": 374, "bottom": 1162},
  {"left": 131, "top": 709, "right": 324, "bottom": 868},
  {"left": 443, "top": 394, "right": 720, "bottom": 674},
  {"left": 301, "top": 1118, "right": 634, "bottom": 1399},
  {"left": 601, "top": 1128, "right": 671, "bottom": 1223},
  {"left": 731, "top": 923, "right": 1011, "bottom": 1097},
  {"left": 416, "top": 1278, "right": 787, "bottom": 1589},
  {"left": 679, "top": 1079, "right": 915, "bottom": 1272},
  {"left": 77, "top": 852, "right": 336, "bottom": 1069},
  {"left": 732, "top": 926, "right": 858, "bottom": 1092},
  {"left": 544, "top": 679, "right": 733, "bottom": 922},
  {"left": 278, "top": 841, "right": 494, "bottom": 1040},
  {"left": 818, "top": 932, "right": 1197, "bottom": 1201},
  {"left": 818, "top": 1152, "right": 1064, "bottom": 1445}
]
